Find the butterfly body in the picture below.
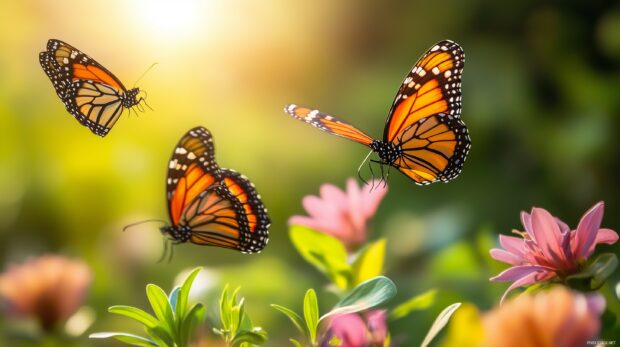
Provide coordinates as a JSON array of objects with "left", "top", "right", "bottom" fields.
[
  {"left": 39, "top": 39, "right": 143, "bottom": 137},
  {"left": 161, "top": 127, "right": 270, "bottom": 254},
  {"left": 285, "top": 40, "right": 471, "bottom": 185}
]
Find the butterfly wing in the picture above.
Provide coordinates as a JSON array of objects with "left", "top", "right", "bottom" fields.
[
  {"left": 383, "top": 40, "right": 470, "bottom": 184},
  {"left": 284, "top": 104, "right": 374, "bottom": 146},
  {"left": 166, "top": 127, "right": 269, "bottom": 253},
  {"left": 39, "top": 39, "right": 134, "bottom": 137}
]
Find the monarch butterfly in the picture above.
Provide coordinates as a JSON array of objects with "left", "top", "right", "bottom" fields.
[
  {"left": 159, "top": 126, "right": 270, "bottom": 254},
  {"left": 285, "top": 40, "right": 470, "bottom": 185},
  {"left": 39, "top": 39, "right": 144, "bottom": 137}
]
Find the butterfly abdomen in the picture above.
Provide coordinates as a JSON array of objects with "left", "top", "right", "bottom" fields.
[{"left": 161, "top": 225, "right": 192, "bottom": 243}]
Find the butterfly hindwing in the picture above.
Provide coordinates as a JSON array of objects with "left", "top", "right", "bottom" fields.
[
  {"left": 39, "top": 39, "right": 140, "bottom": 137},
  {"left": 165, "top": 127, "right": 269, "bottom": 253},
  {"left": 285, "top": 104, "right": 374, "bottom": 146}
]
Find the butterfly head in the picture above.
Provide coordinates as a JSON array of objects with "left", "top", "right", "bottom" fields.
[
  {"left": 122, "top": 88, "right": 141, "bottom": 107},
  {"left": 370, "top": 140, "right": 402, "bottom": 165},
  {"left": 160, "top": 224, "right": 192, "bottom": 243}
]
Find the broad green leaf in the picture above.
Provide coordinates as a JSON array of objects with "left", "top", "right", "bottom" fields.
[
  {"left": 179, "top": 303, "right": 205, "bottom": 347},
  {"left": 89, "top": 332, "right": 158, "bottom": 347},
  {"left": 108, "top": 306, "right": 159, "bottom": 328},
  {"left": 589, "top": 253, "right": 618, "bottom": 289},
  {"left": 421, "top": 303, "right": 461, "bottom": 347},
  {"left": 351, "top": 239, "right": 386, "bottom": 286},
  {"left": 289, "top": 226, "right": 351, "bottom": 289},
  {"left": 145, "top": 284, "right": 176, "bottom": 339},
  {"left": 389, "top": 289, "right": 437, "bottom": 320},
  {"left": 321, "top": 276, "right": 397, "bottom": 322},
  {"left": 303, "top": 289, "right": 319, "bottom": 344},
  {"left": 231, "top": 305, "right": 242, "bottom": 337},
  {"left": 289, "top": 338, "right": 304, "bottom": 347},
  {"left": 271, "top": 304, "right": 309, "bottom": 340},
  {"left": 146, "top": 325, "right": 175, "bottom": 347},
  {"left": 232, "top": 328, "right": 268, "bottom": 347},
  {"left": 176, "top": 267, "right": 201, "bottom": 321},
  {"left": 220, "top": 284, "right": 231, "bottom": 330}
]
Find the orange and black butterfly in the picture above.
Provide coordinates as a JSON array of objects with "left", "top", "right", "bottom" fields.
[
  {"left": 285, "top": 40, "right": 470, "bottom": 185},
  {"left": 39, "top": 39, "right": 144, "bottom": 137},
  {"left": 160, "top": 126, "right": 270, "bottom": 253}
]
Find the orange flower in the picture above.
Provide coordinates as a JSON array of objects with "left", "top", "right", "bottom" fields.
[
  {"left": 0, "top": 255, "right": 92, "bottom": 331},
  {"left": 482, "top": 286, "right": 604, "bottom": 347}
]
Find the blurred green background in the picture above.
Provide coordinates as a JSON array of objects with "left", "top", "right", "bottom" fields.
[{"left": 0, "top": 0, "right": 619, "bottom": 346}]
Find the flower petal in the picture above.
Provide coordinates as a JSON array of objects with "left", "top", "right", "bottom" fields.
[
  {"left": 490, "top": 265, "right": 553, "bottom": 282},
  {"left": 320, "top": 183, "right": 348, "bottom": 207},
  {"left": 490, "top": 249, "right": 525, "bottom": 266},
  {"left": 583, "top": 228, "right": 619, "bottom": 257},
  {"left": 492, "top": 267, "right": 556, "bottom": 304},
  {"left": 530, "top": 208, "right": 565, "bottom": 266},
  {"left": 498, "top": 235, "right": 526, "bottom": 257},
  {"left": 574, "top": 202, "right": 605, "bottom": 258},
  {"left": 520, "top": 211, "right": 533, "bottom": 238}
]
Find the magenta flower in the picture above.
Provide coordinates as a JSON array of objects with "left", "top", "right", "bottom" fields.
[
  {"left": 490, "top": 201, "right": 618, "bottom": 302},
  {"left": 289, "top": 178, "right": 388, "bottom": 251},
  {"left": 321, "top": 310, "right": 388, "bottom": 347}
]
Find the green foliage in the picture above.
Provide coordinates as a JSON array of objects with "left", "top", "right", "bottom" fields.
[
  {"left": 420, "top": 303, "right": 461, "bottom": 347},
  {"left": 565, "top": 253, "right": 618, "bottom": 291},
  {"left": 289, "top": 226, "right": 387, "bottom": 292},
  {"left": 90, "top": 268, "right": 206, "bottom": 347},
  {"left": 213, "top": 284, "right": 268, "bottom": 347},
  {"left": 389, "top": 289, "right": 437, "bottom": 321},
  {"left": 271, "top": 276, "right": 397, "bottom": 347}
]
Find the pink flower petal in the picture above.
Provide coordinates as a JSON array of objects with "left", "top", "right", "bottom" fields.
[
  {"left": 323, "top": 313, "right": 368, "bottom": 347},
  {"left": 530, "top": 208, "right": 565, "bottom": 266},
  {"left": 494, "top": 268, "right": 556, "bottom": 304},
  {"left": 360, "top": 180, "right": 388, "bottom": 218},
  {"left": 490, "top": 265, "right": 553, "bottom": 282},
  {"left": 574, "top": 202, "right": 605, "bottom": 258},
  {"left": 320, "top": 183, "right": 348, "bottom": 207},
  {"left": 520, "top": 211, "right": 533, "bottom": 238},
  {"left": 583, "top": 228, "right": 619, "bottom": 256},
  {"left": 490, "top": 249, "right": 525, "bottom": 265},
  {"left": 499, "top": 235, "right": 526, "bottom": 257}
]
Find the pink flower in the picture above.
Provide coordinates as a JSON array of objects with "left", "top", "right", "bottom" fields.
[
  {"left": 321, "top": 310, "right": 388, "bottom": 347},
  {"left": 490, "top": 201, "right": 618, "bottom": 302},
  {"left": 0, "top": 255, "right": 92, "bottom": 331},
  {"left": 289, "top": 178, "right": 388, "bottom": 251},
  {"left": 482, "top": 286, "right": 604, "bottom": 347}
]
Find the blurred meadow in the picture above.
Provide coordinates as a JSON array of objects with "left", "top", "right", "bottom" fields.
[{"left": 0, "top": 0, "right": 620, "bottom": 346}]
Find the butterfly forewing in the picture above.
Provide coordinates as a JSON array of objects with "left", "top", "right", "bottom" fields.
[{"left": 284, "top": 104, "right": 374, "bottom": 146}]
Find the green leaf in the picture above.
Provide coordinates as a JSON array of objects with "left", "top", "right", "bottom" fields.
[
  {"left": 108, "top": 306, "right": 159, "bottom": 328},
  {"left": 145, "top": 284, "right": 176, "bottom": 340},
  {"left": 89, "top": 332, "right": 158, "bottom": 347},
  {"left": 303, "top": 289, "right": 319, "bottom": 344},
  {"left": 289, "top": 226, "right": 351, "bottom": 289},
  {"left": 176, "top": 267, "right": 201, "bottom": 321},
  {"left": 420, "top": 303, "right": 461, "bottom": 347},
  {"left": 271, "top": 304, "right": 309, "bottom": 341},
  {"left": 566, "top": 253, "right": 618, "bottom": 290},
  {"left": 220, "top": 284, "right": 232, "bottom": 331},
  {"left": 351, "top": 239, "right": 386, "bottom": 286},
  {"left": 232, "top": 328, "right": 268, "bottom": 347},
  {"left": 389, "top": 289, "right": 437, "bottom": 320},
  {"left": 146, "top": 325, "right": 175, "bottom": 347},
  {"left": 321, "top": 276, "right": 397, "bottom": 322},
  {"left": 289, "top": 338, "right": 304, "bottom": 347},
  {"left": 179, "top": 303, "right": 205, "bottom": 347}
]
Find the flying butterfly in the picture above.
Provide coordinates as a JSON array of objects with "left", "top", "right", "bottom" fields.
[
  {"left": 39, "top": 39, "right": 147, "bottom": 137},
  {"left": 285, "top": 40, "right": 470, "bottom": 185},
  {"left": 158, "top": 126, "right": 270, "bottom": 254}
]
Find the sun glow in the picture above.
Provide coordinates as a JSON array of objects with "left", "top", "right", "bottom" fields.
[{"left": 133, "top": 0, "right": 209, "bottom": 40}]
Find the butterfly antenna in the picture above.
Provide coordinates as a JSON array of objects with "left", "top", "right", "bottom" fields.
[
  {"left": 368, "top": 160, "right": 377, "bottom": 192},
  {"left": 383, "top": 165, "right": 391, "bottom": 188},
  {"left": 122, "top": 219, "right": 167, "bottom": 232},
  {"left": 357, "top": 150, "right": 373, "bottom": 185},
  {"left": 167, "top": 243, "right": 175, "bottom": 263},
  {"left": 133, "top": 62, "right": 158, "bottom": 88}
]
